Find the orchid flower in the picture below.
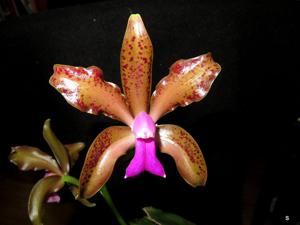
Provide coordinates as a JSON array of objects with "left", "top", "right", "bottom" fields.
[
  {"left": 9, "top": 119, "right": 93, "bottom": 225},
  {"left": 49, "top": 14, "right": 221, "bottom": 199}
]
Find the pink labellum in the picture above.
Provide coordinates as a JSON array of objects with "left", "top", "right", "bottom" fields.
[
  {"left": 46, "top": 193, "right": 61, "bottom": 203},
  {"left": 125, "top": 139, "right": 145, "bottom": 177},
  {"left": 125, "top": 138, "right": 165, "bottom": 178},
  {"left": 144, "top": 139, "right": 166, "bottom": 177},
  {"left": 44, "top": 172, "right": 56, "bottom": 178}
]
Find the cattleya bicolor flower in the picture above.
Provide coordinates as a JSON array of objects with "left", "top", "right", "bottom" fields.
[
  {"left": 49, "top": 14, "right": 221, "bottom": 198},
  {"left": 9, "top": 119, "right": 94, "bottom": 225}
]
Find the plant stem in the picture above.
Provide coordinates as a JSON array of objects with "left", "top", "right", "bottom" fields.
[
  {"left": 61, "top": 174, "right": 80, "bottom": 186},
  {"left": 100, "top": 185, "right": 128, "bottom": 225},
  {"left": 62, "top": 175, "right": 127, "bottom": 225}
]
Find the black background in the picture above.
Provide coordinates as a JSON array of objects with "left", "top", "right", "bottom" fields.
[{"left": 0, "top": 0, "right": 299, "bottom": 224}]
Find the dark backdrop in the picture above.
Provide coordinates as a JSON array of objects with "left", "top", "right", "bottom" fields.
[{"left": 0, "top": 0, "right": 299, "bottom": 225}]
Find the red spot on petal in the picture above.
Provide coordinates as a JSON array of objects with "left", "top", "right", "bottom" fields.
[
  {"left": 142, "top": 57, "right": 148, "bottom": 64},
  {"left": 171, "top": 62, "right": 183, "bottom": 74}
]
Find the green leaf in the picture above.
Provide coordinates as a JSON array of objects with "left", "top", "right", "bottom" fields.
[
  {"left": 43, "top": 119, "right": 70, "bottom": 173},
  {"left": 9, "top": 146, "right": 62, "bottom": 175},
  {"left": 28, "top": 176, "right": 64, "bottom": 225},
  {"left": 130, "top": 217, "right": 157, "bottom": 225},
  {"left": 143, "top": 207, "right": 196, "bottom": 225}
]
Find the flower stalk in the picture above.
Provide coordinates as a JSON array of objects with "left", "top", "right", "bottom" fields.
[
  {"left": 100, "top": 186, "right": 128, "bottom": 225},
  {"left": 62, "top": 175, "right": 80, "bottom": 186},
  {"left": 63, "top": 175, "right": 127, "bottom": 225}
]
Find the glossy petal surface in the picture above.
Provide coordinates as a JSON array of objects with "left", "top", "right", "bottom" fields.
[
  {"left": 43, "top": 119, "right": 70, "bottom": 173},
  {"left": 144, "top": 139, "right": 166, "bottom": 177},
  {"left": 150, "top": 53, "right": 221, "bottom": 122},
  {"left": 132, "top": 112, "right": 156, "bottom": 139},
  {"left": 80, "top": 126, "right": 135, "bottom": 198},
  {"left": 64, "top": 142, "right": 85, "bottom": 167},
  {"left": 125, "top": 139, "right": 146, "bottom": 178},
  {"left": 157, "top": 125, "right": 207, "bottom": 186},
  {"left": 50, "top": 64, "right": 133, "bottom": 126},
  {"left": 9, "top": 146, "right": 62, "bottom": 175},
  {"left": 121, "top": 14, "right": 153, "bottom": 116},
  {"left": 126, "top": 139, "right": 165, "bottom": 178},
  {"left": 28, "top": 175, "right": 64, "bottom": 225}
]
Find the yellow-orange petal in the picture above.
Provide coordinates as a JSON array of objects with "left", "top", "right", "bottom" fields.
[
  {"left": 150, "top": 53, "right": 221, "bottom": 122},
  {"left": 121, "top": 14, "right": 153, "bottom": 116},
  {"left": 50, "top": 64, "right": 133, "bottom": 126},
  {"left": 157, "top": 124, "right": 207, "bottom": 187},
  {"left": 80, "top": 126, "right": 135, "bottom": 198}
]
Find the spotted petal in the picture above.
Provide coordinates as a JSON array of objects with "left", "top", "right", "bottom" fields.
[
  {"left": 50, "top": 64, "right": 133, "bottom": 126},
  {"left": 28, "top": 175, "right": 64, "bottom": 225},
  {"left": 157, "top": 125, "right": 207, "bottom": 186},
  {"left": 121, "top": 14, "right": 153, "bottom": 116},
  {"left": 9, "top": 146, "right": 62, "bottom": 175},
  {"left": 150, "top": 53, "right": 221, "bottom": 122},
  {"left": 80, "top": 126, "right": 135, "bottom": 198}
]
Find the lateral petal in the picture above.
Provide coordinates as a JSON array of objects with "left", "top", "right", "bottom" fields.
[
  {"left": 64, "top": 142, "right": 85, "bottom": 168},
  {"left": 121, "top": 14, "right": 153, "bottom": 116},
  {"left": 28, "top": 176, "right": 64, "bottom": 225},
  {"left": 50, "top": 64, "right": 133, "bottom": 126},
  {"left": 157, "top": 125, "right": 207, "bottom": 186},
  {"left": 150, "top": 53, "right": 221, "bottom": 122},
  {"left": 80, "top": 126, "right": 135, "bottom": 198},
  {"left": 9, "top": 146, "right": 62, "bottom": 175}
]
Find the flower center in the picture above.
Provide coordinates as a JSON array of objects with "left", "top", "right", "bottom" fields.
[
  {"left": 132, "top": 111, "right": 156, "bottom": 139},
  {"left": 125, "top": 112, "right": 165, "bottom": 178}
]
